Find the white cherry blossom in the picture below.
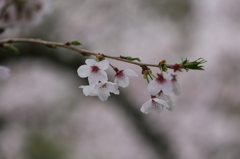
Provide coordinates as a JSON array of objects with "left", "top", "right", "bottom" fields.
[
  {"left": 0, "top": 66, "right": 10, "bottom": 80},
  {"left": 114, "top": 69, "right": 138, "bottom": 88},
  {"left": 147, "top": 73, "right": 172, "bottom": 96},
  {"left": 77, "top": 59, "right": 109, "bottom": 85},
  {"left": 171, "top": 74, "right": 181, "bottom": 96},
  {"left": 140, "top": 98, "right": 169, "bottom": 114},
  {"left": 157, "top": 91, "right": 174, "bottom": 111},
  {"left": 80, "top": 82, "right": 119, "bottom": 101},
  {"left": 79, "top": 85, "right": 97, "bottom": 96}
]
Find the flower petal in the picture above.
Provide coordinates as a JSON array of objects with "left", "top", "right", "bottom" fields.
[
  {"left": 106, "top": 82, "right": 120, "bottom": 95},
  {"left": 114, "top": 77, "right": 119, "bottom": 86},
  {"left": 156, "top": 93, "right": 175, "bottom": 112},
  {"left": 97, "top": 89, "right": 110, "bottom": 101},
  {"left": 85, "top": 59, "right": 97, "bottom": 66},
  {"left": 153, "top": 98, "right": 169, "bottom": 109},
  {"left": 140, "top": 100, "right": 152, "bottom": 114},
  {"left": 79, "top": 85, "right": 97, "bottom": 96},
  {"left": 114, "top": 75, "right": 129, "bottom": 88},
  {"left": 97, "top": 70, "right": 108, "bottom": 83},
  {"left": 88, "top": 70, "right": 108, "bottom": 85},
  {"left": 167, "top": 100, "right": 174, "bottom": 111},
  {"left": 172, "top": 81, "right": 181, "bottom": 96},
  {"left": 162, "top": 80, "right": 172, "bottom": 95},
  {"left": 97, "top": 60, "right": 109, "bottom": 70},
  {"left": 152, "top": 104, "right": 163, "bottom": 114},
  {"left": 88, "top": 73, "right": 100, "bottom": 85},
  {"left": 77, "top": 65, "right": 91, "bottom": 78},
  {"left": 157, "top": 92, "right": 168, "bottom": 101},
  {"left": 166, "top": 74, "right": 173, "bottom": 80},
  {"left": 148, "top": 80, "right": 161, "bottom": 95},
  {"left": 123, "top": 69, "right": 138, "bottom": 77}
]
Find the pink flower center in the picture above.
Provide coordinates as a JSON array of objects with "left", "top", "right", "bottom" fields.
[
  {"left": 156, "top": 73, "right": 165, "bottom": 83},
  {"left": 171, "top": 64, "right": 182, "bottom": 72},
  {"left": 115, "top": 70, "right": 124, "bottom": 78},
  {"left": 157, "top": 91, "right": 163, "bottom": 96},
  {"left": 151, "top": 99, "right": 158, "bottom": 107},
  {"left": 99, "top": 83, "right": 107, "bottom": 91},
  {"left": 171, "top": 74, "right": 177, "bottom": 81},
  {"left": 100, "top": 83, "right": 107, "bottom": 88},
  {"left": 91, "top": 66, "right": 99, "bottom": 73}
]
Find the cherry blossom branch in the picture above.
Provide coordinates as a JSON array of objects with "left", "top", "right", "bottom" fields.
[
  {"left": 0, "top": 38, "right": 177, "bottom": 68},
  {"left": 0, "top": 37, "right": 207, "bottom": 114}
]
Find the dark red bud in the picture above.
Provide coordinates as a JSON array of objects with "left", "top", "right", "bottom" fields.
[{"left": 171, "top": 64, "right": 183, "bottom": 72}]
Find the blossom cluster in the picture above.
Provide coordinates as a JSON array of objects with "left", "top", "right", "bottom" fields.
[
  {"left": 77, "top": 58, "right": 138, "bottom": 102},
  {"left": 141, "top": 72, "right": 181, "bottom": 114},
  {"left": 77, "top": 57, "right": 181, "bottom": 115}
]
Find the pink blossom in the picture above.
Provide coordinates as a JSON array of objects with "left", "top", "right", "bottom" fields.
[
  {"left": 140, "top": 98, "right": 169, "bottom": 114},
  {"left": 157, "top": 91, "right": 174, "bottom": 111},
  {"left": 114, "top": 69, "right": 138, "bottom": 88},
  {"left": 171, "top": 74, "right": 181, "bottom": 96},
  {"left": 77, "top": 59, "right": 109, "bottom": 85},
  {"left": 147, "top": 73, "right": 172, "bottom": 96},
  {"left": 80, "top": 82, "right": 119, "bottom": 101}
]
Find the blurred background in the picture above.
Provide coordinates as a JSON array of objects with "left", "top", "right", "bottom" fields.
[{"left": 0, "top": 0, "right": 240, "bottom": 159}]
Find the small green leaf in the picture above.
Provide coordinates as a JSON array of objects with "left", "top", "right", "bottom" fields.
[
  {"left": 2, "top": 43, "right": 19, "bottom": 54},
  {"left": 71, "top": 40, "right": 82, "bottom": 45},
  {"left": 181, "top": 58, "right": 206, "bottom": 71},
  {"left": 125, "top": 56, "right": 141, "bottom": 62}
]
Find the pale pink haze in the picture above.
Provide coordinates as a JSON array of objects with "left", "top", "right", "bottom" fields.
[
  {"left": 0, "top": 66, "right": 10, "bottom": 80},
  {"left": 114, "top": 69, "right": 138, "bottom": 88},
  {"left": 148, "top": 73, "right": 172, "bottom": 96},
  {"left": 80, "top": 82, "right": 119, "bottom": 101},
  {"left": 77, "top": 59, "right": 109, "bottom": 85},
  {"left": 140, "top": 98, "right": 169, "bottom": 114}
]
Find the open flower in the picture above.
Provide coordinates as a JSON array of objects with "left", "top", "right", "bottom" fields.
[
  {"left": 147, "top": 73, "right": 172, "bottom": 96},
  {"left": 80, "top": 82, "right": 119, "bottom": 101},
  {"left": 0, "top": 66, "right": 10, "bottom": 80},
  {"left": 157, "top": 91, "right": 174, "bottom": 111},
  {"left": 114, "top": 69, "right": 138, "bottom": 88},
  {"left": 171, "top": 74, "right": 181, "bottom": 95},
  {"left": 140, "top": 97, "right": 169, "bottom": 114},
  {"left": 79, "top": 85, "right": 97, "bottom": 96},
  {"left": 77, "top": 59, "right": 109, "bottom": 85}
]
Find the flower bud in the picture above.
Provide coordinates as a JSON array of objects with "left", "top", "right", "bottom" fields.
[
  {"left": 159, "top": 60, "right": 168, "bottom": 72},
  {"left": 171, "top": 64, "right": 183, "bottom": 72}
]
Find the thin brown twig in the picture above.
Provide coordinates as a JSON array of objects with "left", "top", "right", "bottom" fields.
[{"left": 0, "top": 38, "right": 173, "bottom": 68}]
